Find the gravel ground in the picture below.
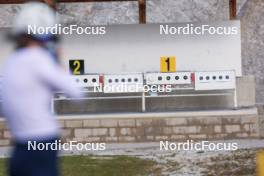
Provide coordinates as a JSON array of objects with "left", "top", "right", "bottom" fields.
[{"left": 0, "top": 139, "right": 263, "bottom": 176}]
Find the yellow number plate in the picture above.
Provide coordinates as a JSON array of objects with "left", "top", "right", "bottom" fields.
[
  {"left": 160, "top": 56, "right": 176, "bottom": 72},
  {"left": 69, "top": 60, "right": 84, "bottom": 75},
  {"left": 257, "top": 151, "right": 264, "bottom": 176}
]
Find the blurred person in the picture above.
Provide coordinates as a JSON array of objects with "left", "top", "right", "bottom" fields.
[{"left": 2, "top": 2, "right": 81, "bottom": 176}]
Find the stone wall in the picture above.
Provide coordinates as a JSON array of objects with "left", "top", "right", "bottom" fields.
[
  {"left": 238, "top": 0, "right": 264, "bottom": 137},
  {"left": 61, "top": 113, "right": 258, "bottom": 143},
  {"left": 0, "top": 108, "right": 259, "bottom": 146},
  {"left": 239, "top": 0, "right": 264, "bottom": 105},
  {"left": 0, "top": 0, "right": 234, "bottom": 26}
]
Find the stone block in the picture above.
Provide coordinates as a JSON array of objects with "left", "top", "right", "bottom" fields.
[
  {"left": 166, "top": 118, "right": 187, "bottom": 126},
  {"left": 92, "top": 128, "right": 108, "bottom": 136},
  {"left": 83, "top": 120, "right": 100, "bottom": 127},
  {"left": 105, "top": 137, "right": 118, "bottom": 142},
  {"left": 119, "top": 136, "right": 136, "bottom": 142},
  {"left": 172, "top": 126, "right": 201, "bottom": 134},
  {"left": 214, "top": 125, "right": 222, "bottom": 133},
  {"left": 136, "top": 119, "right": 152, "bottom": 127},
  {"left": 100, "top": 119, "right": 118, "bottom": 127},
  {"left": 65, "top": 120, "right": 83, "bottom": 128},
  {"left": 171, "top": 135, "right": 186, "bottom": 140},
  {"left": 155, "top": 136, "right": 169, "bottom": 140},
  {"left": 188, "top": 134, "right": 207, "bottom": 139},
  {"left": 109, "top": 128, "right": 117, "bottom": 137},
  {"left": 118, "top": 119, "right": 136, "bottom": 127},
  {"left": 74, "top": 129, "right": 92, "bottom": 138},
  {"left": 241, "top": 115, "right": 258, "bottom": 124},
  {"left": 225, "top": 125, "right": 240, "bottom": 133}
]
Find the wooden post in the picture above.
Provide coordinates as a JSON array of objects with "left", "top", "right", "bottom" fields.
[
  {"left": 138, "top": 0, "right": 146, "bottom": 24},
  {"left": 229, "top": 0, "right": 237, "bottom": 20},
  {"left": 43, "top": 0, "right": 57, "bottom": 9}
]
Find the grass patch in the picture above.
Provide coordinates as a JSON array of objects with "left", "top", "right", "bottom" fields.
[
  {"left": 0, "top": 159, "right": 6, "bottom": 176},
  {"left": 0, "top": 155, "right": 161, "bottom": 176}
]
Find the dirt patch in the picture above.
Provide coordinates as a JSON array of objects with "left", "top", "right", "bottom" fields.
[{"left": 200, "top": 149, "right": 257, "bottom": 176}]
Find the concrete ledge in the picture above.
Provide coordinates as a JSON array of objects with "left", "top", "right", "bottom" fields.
[{"left": 57, "top": 107, "right": 258, "bottom": 120}]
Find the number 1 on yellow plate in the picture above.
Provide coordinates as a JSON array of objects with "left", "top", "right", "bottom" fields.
[{"left": 160, "top": 56, "right": 176, "bottom": 72}]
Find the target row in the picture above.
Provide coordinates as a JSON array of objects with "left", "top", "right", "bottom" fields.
[{"left": 71, "top": 71, "right": 236, "bottom": 91}]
